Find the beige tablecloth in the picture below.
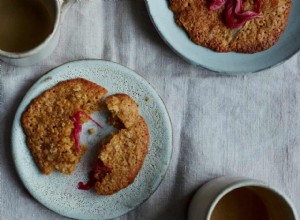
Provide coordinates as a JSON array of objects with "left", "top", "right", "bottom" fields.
[{"left": 1, "top": 1, "right": 300, "bottom": 219}]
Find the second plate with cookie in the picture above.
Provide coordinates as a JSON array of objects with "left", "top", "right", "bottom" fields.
[{"left": 145, "top": 0, "right": 300, "bottom": 74}]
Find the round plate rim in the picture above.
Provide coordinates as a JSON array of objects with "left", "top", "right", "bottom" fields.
[{"left": 11, "top": 59, "right": 173, "bottom": 220}]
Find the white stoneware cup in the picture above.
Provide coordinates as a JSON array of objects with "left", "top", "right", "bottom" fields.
[
  {"left": 0, "top": 0, "right": 75, "bottom": 66},
  {"left": 188, "top": 176, "right": 298, "bottom": 220}
]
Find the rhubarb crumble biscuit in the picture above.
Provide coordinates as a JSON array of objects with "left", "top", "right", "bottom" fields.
[
  {"left": 21, "top": 78, "right": 107, "bottom": 175},
  {"left": 169, "top": 0, "right": 291, "bottom": 53},
  {"left": 93, "top": 94, "right": 149, "bottom": 195}
]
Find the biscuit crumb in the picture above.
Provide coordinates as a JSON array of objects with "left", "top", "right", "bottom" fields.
[{"left": 88, "top": 128, "right": 95, "bottom": 135}]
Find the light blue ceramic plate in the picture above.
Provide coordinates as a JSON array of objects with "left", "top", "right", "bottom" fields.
[
  {"left": 145, "top": 0, "right": 300, "bottom": 74},
  {"left": 12, "top": 60, "right": 173, "bottom": 220}
]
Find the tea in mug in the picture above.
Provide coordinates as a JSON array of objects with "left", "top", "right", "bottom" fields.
[
  {"left": 0, "top": 0, "right": 53, "bottom": 52},
  {"left": 210, "top": 188, "right": 270, "bottom": 220}
]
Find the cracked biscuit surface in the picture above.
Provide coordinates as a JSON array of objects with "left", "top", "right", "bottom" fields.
[
  {"left": 94, "top": 94, "right": 150, "bottom": 195},
  {"left": 21, "top": 78, "right": 107, "bottom": 175},
  {"left": 169, "top": 0, "right": 291, "bottom": 53}
]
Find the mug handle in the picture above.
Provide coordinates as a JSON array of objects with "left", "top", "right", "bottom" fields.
[{"left": 60, "top": 0, "right": 76, "bottom": 22}]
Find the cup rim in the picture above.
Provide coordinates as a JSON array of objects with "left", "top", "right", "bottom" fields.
[
  {"left": 206, "top": 179, "right": 298, "bottom": 220},
  {"left": 0, "top": 0, "right": 61, "bottom": 58}
]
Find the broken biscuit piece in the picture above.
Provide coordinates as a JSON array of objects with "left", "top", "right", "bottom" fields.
[
  {"left": 79, "top": 94, "right": 149, "bottom": 195},
  {"left": 96, "top": 94, "right": 149, "bottom": 195},
  {"left": 21, "top": 78, "right": 107, "bottom": 175}
]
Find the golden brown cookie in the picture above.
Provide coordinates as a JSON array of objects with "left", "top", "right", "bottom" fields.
[
  {"left": 94, "top": 94, "right": 149, "bottom": 195},
  {"left": 169, "top": 0, "right": 291, "bottom": 53},
  {"left": 21, "top": 78, "right": 107, "bottom": 175}
]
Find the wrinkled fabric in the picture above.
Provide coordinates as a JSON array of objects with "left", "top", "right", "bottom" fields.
[{"left": 1, "top": 1, "right": 300, "bottom": 219}]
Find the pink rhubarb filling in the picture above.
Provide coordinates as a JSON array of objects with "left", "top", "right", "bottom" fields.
[
  {"left": 78, "top": 159, "right": 112, "bottom": 190},
  {"left": 209, "top": 0, "right": 263, "bottom": 28},
  {"left": 71, "top": 111, "right": 103, "bottom": 153}
]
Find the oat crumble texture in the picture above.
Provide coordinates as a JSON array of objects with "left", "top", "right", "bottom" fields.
[{"left": 169, "top": 0, "right": 291, "bottom": 53}]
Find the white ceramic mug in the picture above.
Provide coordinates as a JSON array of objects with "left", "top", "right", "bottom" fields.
[
  {"left": 0, "top": 0, "right": 75, "bottom": 66},
  {"left": 188, "top": 176, "right": 298, "bottom": 220}
]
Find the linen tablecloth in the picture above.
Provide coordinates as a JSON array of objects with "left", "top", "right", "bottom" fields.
[{"left": 1, "top": 1, "right": 300, "bottom": 219}]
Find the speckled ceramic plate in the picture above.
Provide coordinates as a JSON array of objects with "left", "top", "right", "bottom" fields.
[
  {"left": 12, "top": 60, "right": 173, "bottom": 220},
  {"left": 145, "top": 0, "right": 300, "bottom": 74}
]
